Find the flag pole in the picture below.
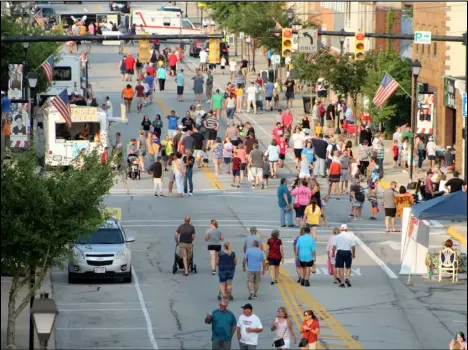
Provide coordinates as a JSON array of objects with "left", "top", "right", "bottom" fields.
[
  {"left": 33, "top": 54, "right": 53, "bottom": 72},
  {"left": 386, "top": 72, "right": 412, "bottom": 100}
]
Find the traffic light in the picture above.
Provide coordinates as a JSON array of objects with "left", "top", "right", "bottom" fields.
[
  {"left": 208, "top": 38, "right": 220, "bottom": 64},
  {"left": 281, "top": 28, "right": 293, "bottom": 57},
  {"left": 354, "top": 31, "right": 365, "bottom": 61}
]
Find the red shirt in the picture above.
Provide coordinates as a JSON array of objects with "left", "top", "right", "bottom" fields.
[
  {"left": 125, "top": 56, "right": 136, "bottom": 70},
  {"left": 329, "top": 161, "right": 341, "bottom": 176},
  {"left": 318, "top": 105, "right": 326, "bottom": 117},
  {"left": 146, "top": 66, "right": 156, "bottom": 77},
  {"left": 168, "top": 54, "right": 178, "bottom": 66},
  {"left": 101, "top": 151, "right": 108, "bottom": 164},
  {"left": 392, "top": 145, "right": 399, "bottom": 157},
  {"left": 282, "top": 114, "right": 293, "bottom": 128},
  {"left": 232, "top": 157, "right": 241, "bottom": 171},
  {"left": 135, "top": 85, "right": 145, "bottom": 97},
  {"left": 272, "top": 127, "right": 283, "bottom": 143},
  {"left": 256, "top": 77, "right": 263, "bottom": 87},
  {"left": 267, "top": 238, "right": 282, "bottom": 260},
  {"left": 279, "top": 140, "right": 287, "bottom": 155},
  {"left": 302, "top": 319, "right": 320, "bottom": 343}
]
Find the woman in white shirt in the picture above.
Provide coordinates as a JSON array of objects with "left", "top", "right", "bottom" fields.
[
  {"left": 291, "top": 127, "right": 306, "bottom": 168},
  {"left": 173, "top": 152, "right": 185, "bottom": 198},
  {"left": 266, "top": 139, "right": 281, "bottom": 178},
  {"left": 426, "top": 136, "right": 437, "bottom": 169}
]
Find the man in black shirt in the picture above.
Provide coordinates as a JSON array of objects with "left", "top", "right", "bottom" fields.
[
  {"left": 285, "top": 79, "right": 295, "bottom": 108},
  {"left": 312, "top": 134, "right": 328, "bottom": 177},
  {"left": 191, "top": 127, "right": 205, "bottom": 167},
  {"left": 175, "top": 216, "right": 196, "bottom": 276},
  {"left": 445, "top": 171, "right": 466, "bottom": 193},
  {"left": 149, "top": 156, "right": 164, "bottom": 196},
  {"left": 183, "top": 150, "right": 195, "bottom": 196}
]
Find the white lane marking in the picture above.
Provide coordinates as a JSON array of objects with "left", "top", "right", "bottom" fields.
[
  {"left": 121, "top": 219, "right": 279, "bottom": 223},
  {"left": 132, "top": 269, "right": 159, "bottom": 349},
  {"left": 429, "top": 220, "right": 443, "bottom": 227},
  {"left": 110, "top": 188, "right": 223, "bottom": 193},
  {"left": 52, "top": 284, "right": 150, "bottom": 287},
  {"left": 284, "top": 240, "right": 327, "bottom": 244},
  {"left": 59, "top": 308, "right": 155, "bottom": 312},
  {"left": 378, "top": 241, "right": 442, "bottom": 250},
  {"left": 57, "top": 327, "right": 147, "bottom": 331},
  {"left": 57, "top": 302, "right": 151, "bottom": 306},
  {"left": 83, "top": 8, "right": 88, "bottom": 12},
  {"left": 353, "top": 235, "right": 398, "bottom": 279}
]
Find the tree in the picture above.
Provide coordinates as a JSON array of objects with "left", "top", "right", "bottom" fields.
[
  {"left": 361, "top": 51, "right": 412, "bottom": 134},
  {"left": 1, "top": 150, "right": 115, "bottom": 348},
  {"left": 0, "top": 15, "right": 62, "bottom": 93},
  {"left": 292, "top": 49, "right": 336, "bottom": 89}
]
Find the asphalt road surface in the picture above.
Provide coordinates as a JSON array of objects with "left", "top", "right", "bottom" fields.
[{"left": 49, "top": 33, "right": 467, "bottom": 350}]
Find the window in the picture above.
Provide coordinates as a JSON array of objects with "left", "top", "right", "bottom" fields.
[
  {"left": 52, "top": 67, "right": 72, "bottom": 81},
  {"left": 182, "top": 19, "right": 193, "bottom": 29},
  {"left": 55, "top": 122, "right": 101, "bottom": 141},
  {"left": 433, "top": 29, "right": 438, "bottom": 56},
  {"left": 77, "top": 228, "right": 124, "bottom": 245}
]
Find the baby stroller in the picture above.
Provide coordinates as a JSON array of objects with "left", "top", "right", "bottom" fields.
[
  {"left": 126, "top": 155, "right": 141, "bottom": 180},
  {"left": 172, "top": 244, "right": 197, "bottom": 274}
]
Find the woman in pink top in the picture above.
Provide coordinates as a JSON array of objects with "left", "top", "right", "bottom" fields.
[
  {"left": 291, "top": 180, "right": 312, "bottom": 226},
  {"left": 326, "top": 227, "right": 340, "bottom": 284},
  {"left": 236, "top": 143, "right": 247, "bottom": 184}
]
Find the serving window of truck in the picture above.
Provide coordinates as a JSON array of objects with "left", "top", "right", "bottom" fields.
[{"left": 55, "top": 108, "right": 101, "bottom": 142}]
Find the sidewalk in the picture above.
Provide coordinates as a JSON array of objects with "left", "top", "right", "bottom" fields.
[{"left": 1, "top": 271, "right": 55, "bottom": 350}]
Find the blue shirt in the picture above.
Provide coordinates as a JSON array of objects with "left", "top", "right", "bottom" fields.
[
  {"left": 145, "top": 76, "right": 154, "bottom": 88},
  {"left": 296, "top": 235, "right": 316, "bottom": 262},
  {"left": 1, "top": 97, "right": 11, "bottom": 112},
  {"left": 210, "top": 309, "right": 236, "bottom": 341},
  {"left": 245, "top": 247, "right": 264, "bottom": 272},
  {"left": 277, "top": 184, "right": 291, "bottom": 208},
  {"left": 265, "top": 82, "right": 274, "bottom": 98},
  {"left": 157, "top": 67, "right": 167, "bottom": 80},
  {"left": 176, "top": 73, "right": 184, "bottom": 87},
  {"left": 167, "top": 115, "right": 179, "bottom": 130},
  {"left": 301, "top": 147, "right": 315, "bottom": 164}
]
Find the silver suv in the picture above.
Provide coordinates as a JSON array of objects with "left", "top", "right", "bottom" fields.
[{"left": 68, "top": 219, "right": 135, "bottom": 283}]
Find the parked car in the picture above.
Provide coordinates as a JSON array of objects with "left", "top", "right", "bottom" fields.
[
  {"left": 68, "top": 218, "right": 135, "bottom": 283},
  {"left": 189, "top": 39, "right": 206, "bottom": 57},
  {"left": 109, "top": 1, "right": 130, "bottom": 13}
]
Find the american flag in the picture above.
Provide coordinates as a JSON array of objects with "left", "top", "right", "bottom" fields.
[
  {"left": 34, "top": 9, "right": 46, "bottom": 30},
  {"left": 373, "top": 73, "right": 400, "bottom": 107},
  {"left": 51, "top": 90, "right": 72, "bottom": 127},
  {"left": 41, "top": 55, "right": 55, "bottom": 83}
]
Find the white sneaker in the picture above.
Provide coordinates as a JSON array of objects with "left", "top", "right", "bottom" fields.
[{"left": 189, "top": 192, "right": 193, "bottom": 196}]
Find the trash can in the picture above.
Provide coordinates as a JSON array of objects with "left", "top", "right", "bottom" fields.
[{"left": 302, "top": 96, "right": 311, "bottom": 114}]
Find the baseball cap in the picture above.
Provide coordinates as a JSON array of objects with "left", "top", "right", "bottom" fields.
[
  {"left": 249, "top": 227, "right": 257, "bottom": 234},
  {"left": 241, "top": 303, "right": 253, "bottom": 310},
  {"left": 340, "top": 224, "right": 348, "bottom": 230}
]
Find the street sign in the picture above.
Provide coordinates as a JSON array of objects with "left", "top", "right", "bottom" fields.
[
  {"left": 271, "top": 54, "right": 281, "bottom": 65},
  {"left": 297, "top": 29, "right": 318, "bottom": 54},
  {"left": 239, "top": 32, "right": 245, "bottom": 39},
  {"left": 414, "top": 31, "right": 431, "bottom": 45},
  {"left": 463, "top": 93, "right": 467, "bottom": 118}
]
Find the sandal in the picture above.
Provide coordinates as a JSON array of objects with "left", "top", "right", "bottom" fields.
[{"left": 392, "top": 229, "right": 401, "bottom": 232}]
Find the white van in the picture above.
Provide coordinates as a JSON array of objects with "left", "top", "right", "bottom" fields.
[
  {"left": 132, "top": 10, "right": 203, "bottom": 36},
  {"left": 44, "top": 106, "right": 124, "bottom": 167},
  {"left": 46, "top": 55, "right": 83, "bottom": 96}
]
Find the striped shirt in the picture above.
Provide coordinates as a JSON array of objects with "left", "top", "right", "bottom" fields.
[{"left": 205, "top": 116, "right": 219, "bottom": 130}]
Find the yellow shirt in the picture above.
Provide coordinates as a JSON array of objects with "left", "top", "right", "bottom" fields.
[
  {"left": 236, "top": 88, "right": 243, "bottom": 97},
  {"left": 304, "top": 205, "right": 321, "bottom": 225},
  {"left": 315, "top": 126, "right": 322, "bottom": 135}
]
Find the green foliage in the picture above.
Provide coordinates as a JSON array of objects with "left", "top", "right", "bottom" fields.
[
  {"left": 362, "top": 51, "right": 412, "bottom": 132},
  {"left": 206, "top": 2, "right": 289, "bottom": 52},
  {"left": 291, "top": 49, "right": 336, "bottom": 86},
  {"left": 1, "top": 16, "right": 62, "bottom": 93},
  {"left": 386, "top": 8, "right": 395, "bottom": 52}
]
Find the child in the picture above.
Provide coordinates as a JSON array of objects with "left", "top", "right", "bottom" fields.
[
  {"left": 278, "top": 135, "right": 288, "bottom": 168},
  {"left": 262, "top": 156, "right": 270, "bottom": 189},
  {"left": 368, "top": 183, "right": 379, "bottom": 220},
  {"left": 321, "top": 195, "right": 329, "bottom": 227},
  {"left": 315, "top": 121, "right": 323, "bottom": 136},
  {"left": 220, "top": 56, "right": 226, "bottom": 75},
  {"left": 392, "top": 140, "right": 399, "bottom": 168},
  {"left": 231, "top": 150, "right": 241, "bottom": 188},
  {"left": 237, "top": 143, "right": 247, "bottom": 183}
]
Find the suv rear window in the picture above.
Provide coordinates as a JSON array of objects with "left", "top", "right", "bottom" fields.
[{"left": 77, "top": 228, "right": 124, "bottom": 245}]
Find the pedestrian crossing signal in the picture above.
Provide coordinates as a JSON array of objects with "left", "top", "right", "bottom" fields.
[
  {"left": 354, "top": 31, "right": 365, "bottom": 61},
  {"left": 282, "top": 28, "right": 293, "bottom": 57}
]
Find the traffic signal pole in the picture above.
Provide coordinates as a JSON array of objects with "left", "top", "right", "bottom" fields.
[{"left": 0, "top": 34, "right": 224, "bottom": 43}]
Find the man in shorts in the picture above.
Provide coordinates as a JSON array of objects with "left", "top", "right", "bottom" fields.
[
  {"left": 204, "top": 113, "right": 219, "bottom": 151},
  {"left": 248, "top": 144, "right": 264, "bottom": 188},
  {"left": 350, "top": 175, "right": 364, "bottom": 220},
  {"left": 331, "top": 224, "right": 356, "bottom": 288},
  {"left": 174, "top": 216, "right": 196, "bottom": 276},
  {"left": 191, "top": 127, "right": 205, "bottom": 167},
  {"left": 382, "top": 181, "right": 398, "bottom": 232},
  {"left": 121, "top": 84, "right": 135, "bottom": 112},
  {"left": 124, "top": 53, "right": 136, "bottom": 82},
  {"left": 243, "top": 240, "right": 265, "bottom": 300},
  {"left": 134, "top": 80, "right": 145, "bottom": 113}
]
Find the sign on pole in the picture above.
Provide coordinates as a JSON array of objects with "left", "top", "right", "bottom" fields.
[
  {"left": 463, "top": 93, "right": 467, "bottom": 118},
  {"left": 414, "top": 31, "right": 432, "bottom": 45},
  {"left": 271, "top": 54, "right": 281, "bottom": 66},
  {"left": 239, "top": 32, "right": 245, "bottom": 40},
  {"left": 297, "top": 29, "right": 318, "bottom": 54}
]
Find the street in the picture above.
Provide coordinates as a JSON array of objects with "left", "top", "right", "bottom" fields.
[{"left": 47, "top": 39, "right": 466, "bottom": 349}]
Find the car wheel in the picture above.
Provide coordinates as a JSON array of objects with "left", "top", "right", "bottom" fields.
[
  {"left": 68, "top": 272, "right": 77, "bottom": 284},
  {"left": 123, "top": 270, "right": 132, "bottom": 283}
]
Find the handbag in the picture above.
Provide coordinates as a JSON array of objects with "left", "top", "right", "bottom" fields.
[
  {"left": 327, "top": 257, "right": 334, "bottom": 275},
  {"left": 298, "top": 337, "right": 309, "bottom": 348},
  {"left": 272, "top": 323, "right": 288, "bottom": 348}
]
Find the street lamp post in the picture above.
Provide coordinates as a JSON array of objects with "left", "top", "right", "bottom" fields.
[
  {"left": 30, "top": 293, "right": 58, "bottom": 350},
  {"left": 409, "top": 59, "right": 422, "bottom": 181},
  {"left": 339, "top": 29, "right": 346, "bottom": 55},
  {"left": 22, "top": 42, "right": 30, "bottom": 99},
  {"left": 287, "top": 8, "right": 294, "bottom": 27},
  {"left": 27, "top": 71, "right": 38, "bottom": 142},
  {"left": 185, "top": 2, "right": 188, "bottom": 18}
]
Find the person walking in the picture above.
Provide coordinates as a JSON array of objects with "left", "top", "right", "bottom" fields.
[
  {"left": 205, "top": 220, "right": 224, "bottom": 275},
  {"left": 271, "top": 307, "right": 296, "bottom": 350},
  {"left": 237, "top": 303, "right": 263, "bottom": 350},
  {"left": 149, "top": 156, "right": 164, "bottom": 197},
  {"left": 277, "top": 178, "right": 294, "bottom": 228},
  {"left": 206, "top": 70, "right": 214, "bottom": 101},
  {"left": 121, "top": 84, "right": 135, "bottom": 112},
  {"left": 382, "top": 181, "right": 399, "bottom": 232},
  {"left": 246, "top": 82, "right": 258, "bottom": 114},
  {"left": 173, "top": 152, "right": 186, "bottom": 198},
  {"left": 326, "top": 228, "right": 340, "bottom": 284},
  {"left": 183, "top": 149, "right": 195, "bottom": 196},
  {"left": 291, "top": 180, "right": 312, "bottom": 227},
  {"left": 217, "top": 242, "right": 237, "bottom": 300},
  {"left": 248, "top": 143, "right": 264, "bottom": 189},
  {"left": 243, "top": 240, "right": 266, "bottom": 300},
  {"left": 303, "top": 198, "right": 321, "bottom": 241},
  {"left": 395, "top": 185, "right": 414, "bottom": 221},
  {"left": 192, "top": 70, "right": 205, "bottom": 105},
  {"left": 174, "top": 216, "right": 196, "bottom": 276},
  {"left": 211, "top": 89, "right": 225, "bottom": 119},
  {"left": 204, "top": 113, "right": 219, "bottom": 151},
  {"left": 331, "top": 224, "right": 356, "bottom": 288},
  {"left": 295, "top": 226, "right": 316, "bottom": 287},
  {"left": 205, "top": 299, "right": 237, "bottom": 350},
  {"left": 299, "top": 310, "right": 320, "bottom": 350},
  {"left": 176, "top": 69, "right": 185, "bottom": 102},
  {"left": 267, "top": 139, "right": 280, "bottom": 178},
  {"left": 157, "top": 64, "right": 167, "bottom": 91},
  {"left": 266, "top": 229, "right": 284, "bottom": 285}
]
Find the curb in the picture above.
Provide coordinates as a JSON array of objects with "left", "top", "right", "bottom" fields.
[{"left": 447, "top": 226, "right": 467, "bottom": 247}]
